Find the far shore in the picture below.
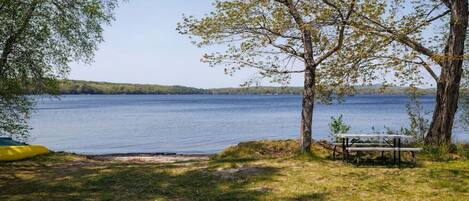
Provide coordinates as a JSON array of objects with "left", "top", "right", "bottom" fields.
[{"left": 46, "top": 79, "right": 442, "bottom": 96}]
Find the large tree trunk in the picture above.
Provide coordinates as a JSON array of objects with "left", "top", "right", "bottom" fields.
[
  {"left": 299, "top": 26, "right": 316, "bottom": 153},
  {"left": 300, "top": 68, "right": 315, "bottom": 153},
  {"left": 281, "top": 0, "right": 318, "bottom": 153},
  {"left": 425, "top": 0, "right": 468, "bottom": 146}
]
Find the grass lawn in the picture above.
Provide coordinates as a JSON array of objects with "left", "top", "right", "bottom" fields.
[{"left": 1, "top": 140, "right": 468, "bottom": 201}]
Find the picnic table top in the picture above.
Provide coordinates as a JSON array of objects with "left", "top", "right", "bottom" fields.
[{"left": 336, "top": 133, "right": 413, "bottom": 139}]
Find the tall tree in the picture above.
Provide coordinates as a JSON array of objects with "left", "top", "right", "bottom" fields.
[
  {"left": 178, "top": 0, "right": 385, "bottom": 153},
  {"left": 351, "top": 0, "right": 468, "bottom": 146},
  {"left": 0, "top": 0, "right": 117, "bottom": 140}
]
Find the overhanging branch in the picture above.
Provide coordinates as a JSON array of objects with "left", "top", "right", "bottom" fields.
[{"left": 357, "top": 14, "right": 443, "bottom": 66}]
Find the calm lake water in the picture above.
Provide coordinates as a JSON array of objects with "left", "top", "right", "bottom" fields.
[{"left": 29, "top": 95, "right": 467, "bottom": 154}]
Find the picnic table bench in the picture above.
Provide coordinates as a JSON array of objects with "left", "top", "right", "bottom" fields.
[{"left": 333, "top": 134, "right": 422, "bottom": 166}]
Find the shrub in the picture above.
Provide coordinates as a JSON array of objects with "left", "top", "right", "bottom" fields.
[
  {"left": 328, "top": 115, "right": 350, "bottom": 142},
  {"left": 423, "top": 144, "right": 451, "bottom": 161}
]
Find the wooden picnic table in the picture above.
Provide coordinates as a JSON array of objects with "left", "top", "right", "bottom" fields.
[{"left": 336, "top": 134, "right": 415, "bottom": 166}]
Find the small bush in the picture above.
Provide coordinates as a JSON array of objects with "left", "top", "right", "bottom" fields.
[
  {"left": 328, "top": 115, "right": 350, "bottom": 142},
  {"left": 423, "top": 145, "right": 451, "bottom": 161},
  {"left": 422, "top": 144, "right": 469, "bottom": 161}
]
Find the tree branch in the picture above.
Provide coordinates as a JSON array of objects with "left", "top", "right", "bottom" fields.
[
  {"left": 417, "top": 56, "right": 439, "bottom": 82},
  {"left": 224, "top": 60, "right": 305, "bottom": 74},
  {"left": 440, "top": 0, "right": 451, "bottom": 8},
  {"left": 257, "top": 14, "right": 302, "bottom": 40},
  {"left": 357, "top": 13, "right": 443, "bottom": 66},
  {"left": 425, "top": 10, "right": 450, "bottom": 24},
  {"left": 313, "top": 0, "right": 356, "bottom": 66},
  {"left": 265, "top": 35, "right": 304, "bottom": 58},
  {"left": 276, "top": 0, "right": 318, "bottom": 67},
  {"left": 275, "top": 0, "right": 305, "bottom": 26},
  {"left": 370, "top": 55, "right": 439, "bottom": 82}
]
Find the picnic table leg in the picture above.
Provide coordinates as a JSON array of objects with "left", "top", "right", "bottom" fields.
[
  {"left": 393, "top": 138, "right": 396, "bottom": 165},
  {"left": 398, "top": 138, "right": 401, "bottom": 168},
  {"left": 333, "top": 145, "right": 336, "bottom": 159},
  {"left": 346, "top": 138, "right": 349, "bottom": 161},
  {"left": 342, "top": 138, "right": 345, "bottom": 161},
  {"left": 381, "top": 151, "right": 385, "bottom": 165},
  {"left": 356, "top": 151, "right": 361, "bottom": 164}
]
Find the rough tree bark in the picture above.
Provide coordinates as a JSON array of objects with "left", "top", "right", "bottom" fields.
[
  {"left": 299, "top": 29, "right": 316, "bottom": 152},
  {"left": 278, "top": 0, "right": 351, "bottom": 153},
  {"left": 425, "top": 0, "right": 468, "bottom": 146},
  {"left": 300, "top": 67, "right": 315, "bottom": 153},
  {"left": 281, "top": 0, "right": 317, "bottom": 153}
]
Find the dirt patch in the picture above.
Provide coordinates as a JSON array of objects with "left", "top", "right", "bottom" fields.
[{"left": 88, "top": 153, "right": 211, "bottom": 163}]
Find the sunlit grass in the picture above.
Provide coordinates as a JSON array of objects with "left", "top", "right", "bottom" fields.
[{"left": 1, "top": 140, "right": 468, "bottom": 200}]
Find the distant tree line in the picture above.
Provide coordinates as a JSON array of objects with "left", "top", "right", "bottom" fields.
[
  {"left": 55, "top": 80, "right": 207, "bottom": 95},
  {"left": 47, "top": 80, "right": 442, "bottom": 96}
]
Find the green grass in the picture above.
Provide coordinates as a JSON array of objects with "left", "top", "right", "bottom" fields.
[{"left": 1, "top": 140, "right": 468, "bottom": 200}]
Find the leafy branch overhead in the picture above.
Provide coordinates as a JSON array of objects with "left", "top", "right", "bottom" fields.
[
  {"left": 178, "top": 0, "right": 395, "bottom": 153},
  {"left": 0, "top": 0, "right": 117, "bottom": 139},
  {"left": 177, "top": 0, "right": 387, "bottom": 95},
  {"left": 349, "top": 1, "right": 456, "bottom": 85}
]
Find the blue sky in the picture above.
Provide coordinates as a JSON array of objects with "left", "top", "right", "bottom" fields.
[
  {"left": 70, "top": 0, "right": 289, "bottom": 88},
  {"left": 69, "top": 0, "right": 435, "bottom": 88}
]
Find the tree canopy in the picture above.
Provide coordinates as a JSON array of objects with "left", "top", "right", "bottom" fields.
[
  {"left": 178, "top": 0, "right": 392, "bottom": 152},
  {"left": 0, "top": 0, "right": 117, "bottom": 140},
  {"left": 350, "top": 0, "right": 468, "bottom": 146},
  {"left": 178, "top": 0, "right": 387, "bottom": 101}
]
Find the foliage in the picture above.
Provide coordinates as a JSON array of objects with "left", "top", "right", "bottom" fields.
[
  {"left": 328, "top": 114, "right": 350, "bottom": 142},
  {"left": 349, "top": 0, "right": 451, "bottom": 86},
  {"left": 401, "top": 89, "right": 430, "bottom": 143},
  {"left": 0, "top": 0, "right": 117, "bottom": 139},
  {"left": 368, "top": 90, "right": 430, "bottom": 145},
  {"left": 210, "top": 84, "right": 436, "bottom": 95},
  {"left": 352, "top": 0, "right": 467, "bottom": 146},
  {"left": 422, "top": 143, "right": 469, "bottom": 161},
  {"left": 177, "top": 0, "right": 387, "bottom": 101},
  {"left": 0, "top": 96, "right": 32, "bottom": 141},
  {"left": 423, "top": 144, "right": 452, "bottom": 161}
]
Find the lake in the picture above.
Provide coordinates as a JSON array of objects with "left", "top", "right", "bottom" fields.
[{"left": 29, "top": 95, "right": 467, "bottom": 154}]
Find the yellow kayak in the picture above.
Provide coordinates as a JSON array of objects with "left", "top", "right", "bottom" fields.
[{"left": 0, "top": 145, "right": 49, "bottom": 161}]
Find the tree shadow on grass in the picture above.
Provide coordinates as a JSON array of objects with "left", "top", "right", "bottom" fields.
[
  {"left": 286, "top": 192, "right": 329, "bottom": 201},
  {"left": 336, "top": 152, "right": 423, "bottom": 169},
  {"left": 0, "top": 160, "right": 282, "bottom": 201}
]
